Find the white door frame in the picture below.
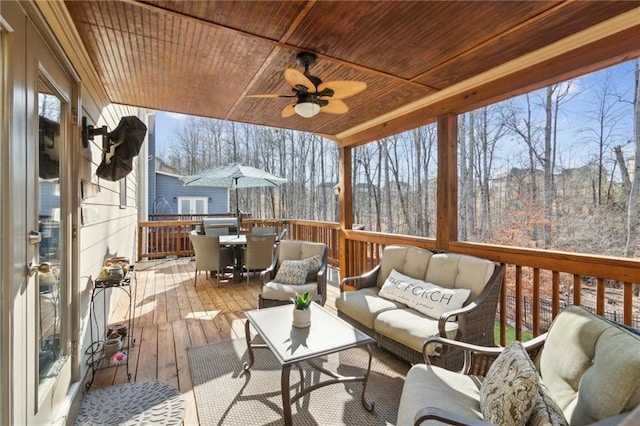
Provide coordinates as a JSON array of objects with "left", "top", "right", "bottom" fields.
[{"left": 2, "top": 2, "right": 81, "bottom": 423}]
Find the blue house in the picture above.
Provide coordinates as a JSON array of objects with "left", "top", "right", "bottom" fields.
[{"left": 147, "top": 118, "right": 228, "bottom": 216}]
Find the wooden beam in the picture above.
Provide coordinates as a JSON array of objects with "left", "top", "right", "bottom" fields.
[
  {"left": 338, "top": 147, "right": 352, "bottom": 281},
  {"left": 436, "top": 114, "right": 457, "bottom": 250}
]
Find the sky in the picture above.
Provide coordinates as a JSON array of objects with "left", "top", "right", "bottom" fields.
[{"left": 153, "top": 111, "right": 189, "bottom": 160}]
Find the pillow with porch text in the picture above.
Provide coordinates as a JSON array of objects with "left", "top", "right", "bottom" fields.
[{"left": 379, "top": 269, "right": 470, "bottom": 319}]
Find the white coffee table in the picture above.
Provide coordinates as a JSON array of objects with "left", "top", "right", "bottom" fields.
[{"left": 243, "top": 302, "right": 376, "bottom": 425}]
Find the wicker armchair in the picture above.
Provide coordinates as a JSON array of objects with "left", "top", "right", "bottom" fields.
[
  {"left": 336, "top": 245, "right": 503, "bottom": 368},
  {"left": 258, "top": 240, "right": 328, "bottom": 308},
  {"left": 241, "top": 233, "right": 277, "bottom": 284},
  {"left": 399, "top": 305, "right": 640, "bottom": 425},
  {"left": 189, "top": 231, "right": 234, "bottom": 286}
]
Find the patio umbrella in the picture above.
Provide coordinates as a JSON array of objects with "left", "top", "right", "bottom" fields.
[{"left": 181, "top": 164, "right": 287, "bottom": 236}]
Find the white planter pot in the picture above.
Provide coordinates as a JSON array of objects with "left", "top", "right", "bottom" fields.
[{"left": 292, "top": 308, "right": 311, "bottom": 328}]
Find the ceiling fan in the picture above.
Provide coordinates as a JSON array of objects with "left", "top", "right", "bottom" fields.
[{"left": 247, "top": 52, "right": 367, "bottom": 118}]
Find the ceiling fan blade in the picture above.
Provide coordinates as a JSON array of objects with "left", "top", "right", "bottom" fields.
[
  {"left": 318, "top": 81, "right": 367, "bottom": 100},
  {"left": 281, "top": 103, "right": 296, "bottom": 118},
  {"left": 284, "top": 68, "right": 314, "bottom": 91},
  {"left": 321, "top": 99, "right": 349, "bottom": 114},
  {"left": 246, "top": 93, "right": 284, "bottom": 98}
]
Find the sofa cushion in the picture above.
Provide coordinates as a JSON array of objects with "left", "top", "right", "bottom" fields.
[
  {"left": 334, "top": 288, "right": 405, "bottom": 330},
  {"left": 274, "top": 259, "right": 309, "bottom": 285},
  {"left": 374, "top": 308, "right": 459, "bottom": 355},
  {"left": 261, "top": 281, "right": 318, "bottom": 302},
  {"left": 379, "top": 269, "right": 470, "bottom": 319},
  {"left": 536, "top": 305, "right": 640, "bottom": 424},
  {"left": 454, "top": 255, "right": 495, "bottom": 300},
  {"left": 398, "top": 363, "right": 483, "bottom": 426},
  {"left": 376, "top": 245, "right": 433, "bottom": 287},
  {"left": 480, "top": 341, "right": 539, "bottom": 426},
  {"left": 527, "top": 381, "right": 568, "bottom": 426}
]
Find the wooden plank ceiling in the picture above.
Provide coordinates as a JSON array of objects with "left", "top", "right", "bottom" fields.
[{"left": 64, "top": 0, "right": 640, "bottom": 147}]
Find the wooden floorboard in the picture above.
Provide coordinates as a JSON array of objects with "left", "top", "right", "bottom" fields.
[{"left": 71, "top": 257, "right": 342, "bottom": 425}]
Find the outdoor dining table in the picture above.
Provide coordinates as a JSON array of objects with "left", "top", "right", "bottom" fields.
[{"left": 218, "top": 235, "right": 247, "bottom": 282}]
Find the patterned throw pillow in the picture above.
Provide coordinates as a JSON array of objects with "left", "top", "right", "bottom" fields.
[
  {"left": 274, "top": 260, "right": 310, "bottom": 285},
  {"left": 527, "top": 382, "right": 568, "bottom": 426},
  {"left": 304, "top": 255, "right": 323, "bottom": 281},
  {"left": 480, "top": 341, "right": 539, "bottom": 426}
]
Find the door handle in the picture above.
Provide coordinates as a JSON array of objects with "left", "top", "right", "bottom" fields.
[{"left": 28, "top": 230, "right": 41, "bottom": 245}]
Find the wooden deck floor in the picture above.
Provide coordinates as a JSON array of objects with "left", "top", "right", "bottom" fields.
[{"left": 72, "top": 257, "right": 341, "bottom": 425}]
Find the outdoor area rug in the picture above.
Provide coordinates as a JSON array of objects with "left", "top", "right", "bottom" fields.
[
  {"left": 74, "top": 381, "right": 185, "bottom": 425},
  {"left": 188, "top": 338, "right": 409, "bottom": 425}
]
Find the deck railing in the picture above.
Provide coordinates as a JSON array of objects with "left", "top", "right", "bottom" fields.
[{"left": 137, "top": 218, "right": 640, "bottom": 344}]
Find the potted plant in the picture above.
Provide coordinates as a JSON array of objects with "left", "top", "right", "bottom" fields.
[{"left": 291, "top": 291, "right": 312, "bottom": 328}]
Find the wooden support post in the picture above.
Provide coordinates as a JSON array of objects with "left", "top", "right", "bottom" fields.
[
  {"left": 338, "top": 146, "right": 352, "bottom": 281},
  {"left": 436, "top": 113, "right": 458, "bottom": 250}
]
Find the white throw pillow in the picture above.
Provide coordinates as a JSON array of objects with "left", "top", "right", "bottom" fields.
[
  {"left": 379, "top": 269, "right": 470, "bottom": 319},
  {"left": 274, "top": 260, "right": 309, "bottom": 285},
  {"left": 480, "top": 341, "right": 539, "bottom": 425}
]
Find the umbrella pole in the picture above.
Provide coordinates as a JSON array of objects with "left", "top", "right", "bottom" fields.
[{"left": 235, "top": 185, "right": 240, "bottom": 237}]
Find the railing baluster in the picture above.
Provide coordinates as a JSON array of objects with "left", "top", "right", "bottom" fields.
[
  {"left": 552, "top": 271, "right": 560, "bottom": 316},
  {"left": 532, "top": 268, "right": 540, "bottom": 336},
  {"left": 596, "top": 277, "right": 605, "bottom": 315},
  {"left": 573, "top": 274, "right": 581, "bottom": 305},
  {"left": 515, "top": 265, "right": 523, "bottom": 341},
  {"left": 623, "top": 282, "right": 632, "bottom": 326}
]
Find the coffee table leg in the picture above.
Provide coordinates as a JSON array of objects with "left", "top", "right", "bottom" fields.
[
  {"left": 362, "top": 344, "right": 375, "bottom": 412},
  {"left": 242, "top": 320, "right": 254, "bottom": 371},
  {"left": 281, "top": 364, "right": 293, "bottom": 426}
]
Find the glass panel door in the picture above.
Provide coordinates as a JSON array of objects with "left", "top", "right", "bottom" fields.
[
  {"left": 37, "top": 82, "right": 64, "bottom": 383},
  {"left": 194, "top": 198, "right": 206, "bottom": 214}
]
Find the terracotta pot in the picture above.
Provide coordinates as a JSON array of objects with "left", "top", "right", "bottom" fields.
[{"left": 292, "top": 308, "right": 311, "bottom": 328}]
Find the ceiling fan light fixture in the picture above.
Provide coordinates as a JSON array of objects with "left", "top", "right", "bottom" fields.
[{"left": 294, "top": 96, "right": 320, "bottom": 118}]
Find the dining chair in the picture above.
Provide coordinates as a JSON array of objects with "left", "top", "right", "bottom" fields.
[
  {"left": 242, "top": 234, "right": 277, "bottom": 284},
  {"left": 189, "top": 231, "right": 234, "bottom": 286}
]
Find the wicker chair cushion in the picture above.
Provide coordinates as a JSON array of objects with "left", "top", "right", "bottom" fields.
[
  {"left": 261, "top": 281, "right": 318, "bottom": 302},
  {"left": 376, "top": 245, "right": 433, "bottom": 288},
  {"left": 425, "top": 253, "right": 494, "bottom": 300},
  {"left": 528, "top": 382, "right": 568, "bottom": 426},
  {"left": 480, "top": 341, "right": 539, "bottom": 426},
  {"left": 379, "top": 269, "right": 471, "bottom": 319},
  {"left": 537, "top": 306, "right": 640, "bottom": 424},
  {"left": 278, "top": 240, "right": 326, "bottom": 263},
  {"left": 334, "top": 287, "right": 405, "bottom": 330},
  {"left": 374, "top": 308, "right": 459, "bottom": 355},
  {"left": 397, "top": 363, "right": 483, "bottom": 425},
  {"left": 274, "top": 259, "right": 309, "bottom": 285}
]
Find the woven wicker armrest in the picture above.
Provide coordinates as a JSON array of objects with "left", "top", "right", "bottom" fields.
[
  {"left": 314, "top": 246, "right": 329, "bottom": 305},
  {"left": 259, "top": 257, "right": 278, "bottom": 284},
  {"left": 339, "top": 264, "right": 381, "bottom": 291},
  {"left": 414, "top": 407, "right": 493, "bottom": 426},
  {"left": 437, "top": 264, "right": 504, "bottom": 341},
  {"left": 423, "top": 334, "right": 547, "bottom": 376}
]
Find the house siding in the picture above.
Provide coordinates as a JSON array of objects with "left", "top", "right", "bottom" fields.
[{"left": 154, "top": 174, "right": 228, "bottom": 215}]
